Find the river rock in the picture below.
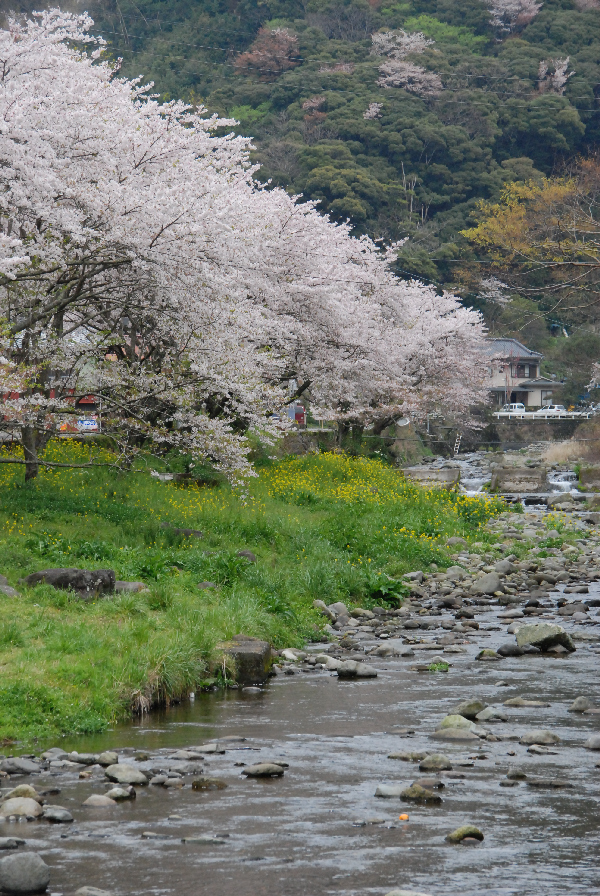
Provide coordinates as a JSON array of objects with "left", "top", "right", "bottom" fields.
[
  {"left": 451, "top": 699, "right": 487, "bottom": 719},
  {"left": 0, "top": 852, "right": 50, "bottom": 894},
  {"left": 437, "top": 714, "right": 474, "bottom": 730},
  {"left": 40, "top": 748, "right": 67, "bottom": 761},
  {"left": 445, "top": 566, "right": 467, "bottom": 581},
  {"left": 584, "top": 734, "right": 600, "bottom": 750},
  {"left": 327, "top": 601, "right": 349, "bottom": 617},
  {"left": 0, "top": 759, "right": 40, "bottom": 776},
  {"left": 516, "top": 623, "right": 575, "bottom": 653},
  {"left": 476, "top": 706, "right": 508, "bottom": 722},
  {"left": 82, "top": 795, "right": 117, "bottom": 807},
  {"left": 104, "top": 764, "right": 148, "bottom": 785},
  {"left": 241, "top": 763, "right": 284, "bottom": 777},
  {"left": 569, "top": 696, "right": 592, "bottom": 713},
  {"left": 471, "top": 573, "right": 503, "bottom": 595},
  {"left": 445, "top": 825, "right": 484, "bottom": 843},
  {"left": 67, "top": 752, "right": 98, "bottom": 766},
  {"left": 0, "top": 841, "right": 24, "bottom": 851},
  {"left": 374, "top": 784, "right": 405, "bottom": 798},
  {"left": 447, "top": 537, "right": 468, "bottom": 547},
  {"left": 336, "top": 661, "right": 378, "bottom": 679},
  {"left": 216, "top": 635, "right": 272, "bottom": 685},
  {"left": 431, "top": 728, "right": 480, "bottom": 742},
  {"left": 419, "top": 754, "right": 452, "bottom": 772},
  {"left": 105, "top": 787, "right": 135, "bottom": 801},
  {"left": 496, "top": 643, "right": 526, "bottom": 657},
  {"left": 504, "top": 697, "right": 550, "bottom": 707},
  {"left": 20, "top": 567, "right": 115, "bottom": 596},
  {"left": 4, "top": 787, "right": 41, "bottom": 804},
  {"left": 519, "top": 729, "right": 560, "bottom": 745},
  {"left": 477, "top": 649, "right": 502, "bottom": 661},
  {"left": 42, "top": 805, "right": 73, "bottom": 823},
  {"left": 75, "top": 889, "right": 113, "bottom": 896},
  {"left": 400, "top": 784, "right": 442, "bottom": 803},
  {"left": 191, "top": 777, "right": 228, "bottom": 791},
  {"left": 0, "top": 799, "right": 43, "bottom": 819},
  {"left": 495, "top": 559, "right": 517, "bottom": 575}
]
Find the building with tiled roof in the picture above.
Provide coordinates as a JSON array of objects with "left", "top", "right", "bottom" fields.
[{"left": 485, "top": 338, "right": 556, "bottom": 407}]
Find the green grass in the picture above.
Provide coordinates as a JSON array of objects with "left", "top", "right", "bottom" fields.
[{"left": 0, "top": 440, "right": 504, "bottom": 745}]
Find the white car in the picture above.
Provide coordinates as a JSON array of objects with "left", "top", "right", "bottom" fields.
[
  {"left": 535, "top": 404, "right": 566, "bottom": 416},
  {"left": 501, "top": 403, "right": 526, "bottom": 413}
]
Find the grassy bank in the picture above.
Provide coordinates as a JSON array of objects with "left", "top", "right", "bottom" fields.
[{"left": 0, "top": 440, "right": 503, "bottom": 745}]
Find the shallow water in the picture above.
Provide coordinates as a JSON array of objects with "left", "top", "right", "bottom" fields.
[{"left": 8, "top": 606, "right": 600, "bottom": 896}]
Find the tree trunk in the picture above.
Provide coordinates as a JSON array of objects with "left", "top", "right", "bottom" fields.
[
  {"left": 21, "top": 426, "right": 40, "bottom": 481},
  {"left": 336, "top": 421, "right": 350, "bottom": 447}
]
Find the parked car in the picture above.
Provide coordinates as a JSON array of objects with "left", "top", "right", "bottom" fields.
[
  {"left": 535, "top": 404, "right": 566, "bottom": 416},
  {"left": 500, "top": 403, "right": 526, "bottom": 413}
]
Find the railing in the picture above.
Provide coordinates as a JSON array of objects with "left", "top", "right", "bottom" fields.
[{"left": 493, "top": 410, "right": 595, "bottom": 420}]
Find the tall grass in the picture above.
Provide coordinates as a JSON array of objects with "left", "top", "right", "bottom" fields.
[{"left": 0, "top": 440, "right": 504, "bottom": 744}]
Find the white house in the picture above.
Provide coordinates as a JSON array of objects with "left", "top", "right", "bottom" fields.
[{"left": 484, "top": 338, "right": 556, "bottom": 407}]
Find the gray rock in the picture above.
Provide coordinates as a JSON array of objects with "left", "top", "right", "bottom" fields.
[
  {"left": 327, "top": 601, "right": 349, "bottom": 617},
  {"left": 445, "top": 566, "right": 467, "bottom": 581},
  {"left": 495, "top": 559, "right": 517, "bottom": 575},
  {"left": 516, "top": 623, "right": 575, "bottom": 653},
  {"left": 569, "top": 696, "right": 592, "bottom": 713},
  {"left": 241, "top": 763, "right": 284, "bottom": 777},
  {"left": 504, "top": 697, "right": 550, "bottom": 707},
  {"left": 476, "top": 706, "right": 508, "bottom": 722},
  {"left": 216, "top": 634, "right": 272, "bottom": 685},
  {"left": 104, "top": 764, "right": 148, "bottom": 785},
  {"left": 374, "top": 784, "right": 405, "bottom": 798},
  {"left": 0, "top": 759, "right": 40, "bottom": 775},
  {"left": 0, "top": 841, "right": 24, "bottom": 851},
  {"left": 105, "top": 787, "right": 135, "bottom": 801},
  {"left": 452, "top": 699, "right": 487, "bottom": 719},
  {"left": 237, "top": 550, "right": 256, "bottom": 562},
  {"left": 0, "top": 853, "right": 49, "bottom": 894},
  {"left": 97, "top": 752, "right": 118, "bottom": 767},
  {"left": 19, "top": 567, "right": 115, "bottom": 596},
  {"left": 40, "top": 748, "right": 67, "bottom": 761},
  {"left": 437, "top": 714, "right": 474, "bottom": 731},
  {"left": 400, "top": 784, "right": 442, "bottom": 803},
  {"left": 0, "top": 799, "right": 43, "bottom": 819},
  {"left": 471, "top": 572, "right": 503, "bottom": 595},
  {"left": 114, "top": 581, "right": 148, "bottom": 592},
  {"left": 82, "top": 795, "right": 117, "bottom": 807},
  {"left": 445, "top": 824, "right": 484, "bottom": 843},
  {"left": 584, "top": 734, "right": 600, "bottom": 750},
  {"left": 75, "top": 889, "right": 114, "bottom": 896},
  {"left": 0, "top": 581, "right": 20, "bottom": 598},
  {"left": 447, "top": 537, "right": 468, "bottom": 547},
  {"left": 4, "top": 788, "right": 41, "bottom": 804},
  {"left": 336, "top": 661, "right": 378, "bottom": 679},
  {"left": 431, "top": 728, "right": 480, "bottom": 741},
  {"left": 42, "top": 806, "right": 73, "bottom": 823},
  {"left": 419, "top": 754, "right": 452, "bottom": 772},
  {"left": 67, "top": 752, "right": 98, "bottom": 766},
  {"left": 497, "top": 643, "right": 525, "bottom": 657},
  {"left": 519, "top": 729, "right": 560, "bottom": 745}
]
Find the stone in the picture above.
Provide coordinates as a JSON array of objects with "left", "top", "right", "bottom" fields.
[
  {"left": 374, "top": 784, "right": 405, "bottom": 798},
  {"left": 471, "top": 573, "right": 503, "bottom": 595},
  {"left": 519, "top": 729, "right": 560, "bottom": 745},
  {"left": 0, "top": 841, "right": 23, "bottom": 851},
  {"left": 82, "top": 795, "right": 117, "bottom": 807},
  {"left": 20, "top": 568, "right": 115, "bottom": 597},
  {"left": 4, "top": 788, "right": 41, "bottom": 804},
  {"left": 497, "top": 643, "right": 526, "bottom": 657},
  {"left": 241, "top": 763, "right": 284, "bottom": 777},
  {"left": 569, "top": 696, "right": 592, "bottom": 713},
  {"left": 384, "top": 891, "right": 435, "bottom": 896},
  {"left": 280, "top": 649, "right": 306, "bottom": 662},
  {"left": 0, "top": 579, "right": 19, "bottom": 598},
  {"left": 67, "top": 752, "right": 98, "bottom": 766},
  {"left": 504, "top": 697, "right": 550, "bottom": 707},
  {"left": 516, "top": 623, "right": 575, "bottom": 653},
  {"left": 400, "top": 784, "right": 442, "bottom": 803},
  {"left": 445, "top": 566, "right": 467, "bottom": 581},
  {"left": 452, "top": 699, "right": 487, "bottom": 720},
  {"left": 105, "top": 787, "right": 135, "bottom": 801},
  {"left": 495, "top": 559, "right": 517, "bottom": 575},
  {"left": 446, "top": 536, "right": 468, "bottom": 546},
  {"left": 445, "top": 825, "right": 484, "bottom": 843},
  {"left": 181, "top": 835, "right": 227, "bottom": 845},
  {"left": 584, "top": 734, "right": 600, "bottom": 750},
  {"left": 0, "top": 853, "right": 50, "bottom": 894},
  {"left": 97, "top": 752, "right": 118, "bottom": 767},
  {"left": 40, "top": 748, "right": 67, "bottom": 761},
  {"left": 237, "top": 550, "right": 256, "bottom": 562},
  {"left": 476, "top": 706, "right": 508, "bottom": 722},
  {"left": 526, "top": 779, "right": 573, "bottom": 789},
  {"left": 431, "top": 728, "right": 480, "bottom": 742},
  {"left": 42, "top": 805, "right": 73, "bottom": 823},
  {"left": 437, "top": 714, "right": 473, "bottom": 731},
  {"left": 104, "top": 764, "right": 148, "bottom": 785},
  {"left": 191, "top": 777, "right": 228, "bottom": 791},
  {"left": 0, "top": 799, "right": 43, "bottom": 819},
  {"left": 507, "top": 768, "right": 527, "bottom": 780},
  {"left": 336, "top": 661, "right": 378, "bottom": 679},
  {"left": 74, "top": 889, "right": 113, "bottom": 896},
  {"left": 477, "top": 649, "right": 502, "bottom": 661},
  {"left": 216, "top": 635, "right": 272, "bottom": 685},
  {"left": 419, "top": 754, "right": 452, "bottom": 772},
  {"left": 0, "top": 759, "right": 40, "bottom": 775}
]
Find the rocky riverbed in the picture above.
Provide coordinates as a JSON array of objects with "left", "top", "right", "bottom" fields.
[{"left": 0, "top": 509, "right": 599, "bottom": 896}]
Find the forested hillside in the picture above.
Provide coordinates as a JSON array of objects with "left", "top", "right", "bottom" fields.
[{"left": 4, "top": 0, "right": 600, "bottom": 398}]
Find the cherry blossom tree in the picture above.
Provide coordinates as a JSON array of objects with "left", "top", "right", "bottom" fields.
[
  {"left": 0, "top": 10, "right": 487, "bottom": 481},
  {"left": 371, "top": 29, "right": 442, "bottom": 96}
]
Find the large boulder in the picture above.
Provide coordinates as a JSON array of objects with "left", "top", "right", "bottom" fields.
[
  {"left": 584, "top": 734, "right": 600, "bottom": 750},
  {"left": 471, "top": 573, "right": 503, "bottom": 595},
  {"left": 336, "top": 661, "right": 378, "bottom": 679},
  {"left": 0, "top": 852, "right": 50, "bottom": 894},
  {"left": 451, "top": 699, "right": 487, "bottom": 719},
  {"left": 0, "top": 799, "right": 43, "bottom": 819},
  {"left": 20, "top": 568, "right": 115, "bottom": 598},
  {"left": 216, "top": 634, "right": 272, "bottom": 685},
  {"left": 516, "top": 623, "right": 575, "bottom": 653},
  {"left": 104, "top": 764, "right": 148, "bottom": 786},
  {"left": 519, "top": 729, "right": 560, "bottom": 746},
  {"left": 0, "top": 759, "right": 40, "bottom": 776}
]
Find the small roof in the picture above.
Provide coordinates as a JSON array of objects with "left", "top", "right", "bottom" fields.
[{"left": 484, "top": 337, "right": 543, "bottom": 360}]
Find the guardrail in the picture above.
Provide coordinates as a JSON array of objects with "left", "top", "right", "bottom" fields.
[{"left": 493, "top": 410, "right": 595, "bottom": 420}]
